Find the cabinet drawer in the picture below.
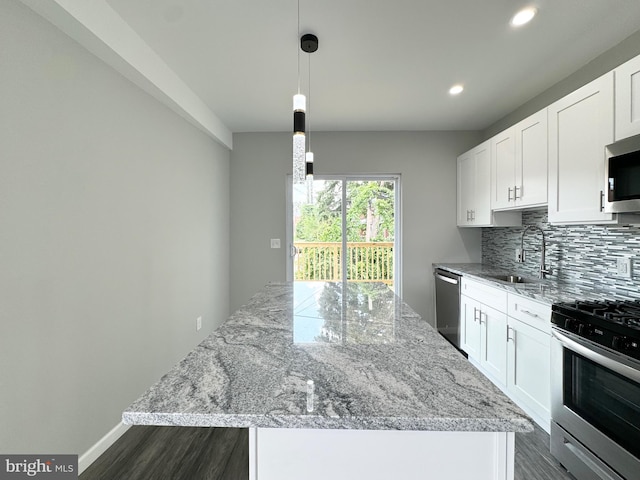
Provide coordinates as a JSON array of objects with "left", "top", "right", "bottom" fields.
[
  {"left": 461, "top": 278, "right": 507, "bottom": 312},
  {"left": 508, "top": 294, "right": 551, "bottom": 333}
]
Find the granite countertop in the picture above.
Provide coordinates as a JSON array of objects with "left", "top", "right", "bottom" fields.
[
  {"left": 123, "top": 282, "right": 533, "bottom": 433},
  {"left": 433, "top": 262, "right": 636, "bottom": 305}
]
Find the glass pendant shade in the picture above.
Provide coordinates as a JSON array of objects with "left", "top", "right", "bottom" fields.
[{"left": 293, "top": 132, "right": 306, "bottom": 184}]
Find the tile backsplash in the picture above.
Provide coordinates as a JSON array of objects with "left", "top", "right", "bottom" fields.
[{"left": 482, "top": 210, "right": 640, "bottom": 297}]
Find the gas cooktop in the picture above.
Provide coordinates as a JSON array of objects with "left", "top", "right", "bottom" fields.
[{"left": 552, "top": 299, "right": 640, "bottom": 361}]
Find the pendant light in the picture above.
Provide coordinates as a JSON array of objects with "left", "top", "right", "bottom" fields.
[
  {"left": 305, "top": 34, "right": 315, "bottom": 182},
  {"left": 292, "top": 0, "right": 318, "bottom": 184}
]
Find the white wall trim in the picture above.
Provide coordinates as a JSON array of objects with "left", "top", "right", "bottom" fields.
[{"left": 78, "top": 422, "right": 130, "bottom": 475}]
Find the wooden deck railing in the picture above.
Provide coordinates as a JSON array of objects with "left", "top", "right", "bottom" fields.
[{"left": 294, "top": 242, "right": 393, "bottom": 285}]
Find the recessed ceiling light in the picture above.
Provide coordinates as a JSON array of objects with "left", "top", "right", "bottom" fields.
[
  {"left": 449, "top": 84, "right": 464, "bottom": 95},
  {"left": 510, "top": 7, "right": 537, "bottom": 27}
]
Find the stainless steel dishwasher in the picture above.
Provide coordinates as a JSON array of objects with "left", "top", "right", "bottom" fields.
[{"left": 434, "top": 268, "right": 462, "bottom": 350}]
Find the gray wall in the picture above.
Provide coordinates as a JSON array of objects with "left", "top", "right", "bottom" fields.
[
  {"left": 0, "top": 1, "right": 230, "bottom": 455},
  {"left": 483, "top": 28, "right": 640, "bottom": 139},
  {"left": 230, "top": 131, "right": 482, "bottom": 325}
]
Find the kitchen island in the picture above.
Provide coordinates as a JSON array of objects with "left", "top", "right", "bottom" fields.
[{"left": 123, "top": 282, "right": 532, "bottom": 480}]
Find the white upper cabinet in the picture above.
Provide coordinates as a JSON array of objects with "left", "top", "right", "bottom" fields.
[
  {"left": 491, "top": 109, "right": 548, "bottom": 210},
  {"left": 515, "top": 109, "right": 548, "bottom": 208},
  {"left": 548, "top": 72, "right": 618, "bottom": 224},
  {"left": 458, "top": 141, "right": 521, "bottom": 227},
  {"left": 472, "top": 141, "right": 492, "bottom": 225},
  {"left": 457, "top": 149, "right": 474, "bottom": 226},
  {"left": 491, "top": 128, "right": 515, "bottom": 210},
  {"left": 457, "top": 141, "right": 491, "bottom": 226},
  {"left": 615, "top": 54, "right": 640, "bottom": 141}
]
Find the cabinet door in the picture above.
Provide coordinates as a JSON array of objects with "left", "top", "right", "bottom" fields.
[
  {"left": 615, "top": 54, "right": 640, "bottom": 141},
  {"left": 473, "top": 141, "right": 492, "bottom": 225},
  {"left": 491, "top": 128, "right": 515, "bottom": 210},
  {"left": 460, "top": 295, "right": 481, "bottom": 360},
  {"left": 457, "top": 151, "right": 474, "bottom": 226},
  {"left": 515, "top": 109, "right": 548, "bottom": 208},
  {"left": 479, "top": 305, "right": 507, "bottom": 387},
  {"left": 507, "top": 317, "right": 551, "bottom": 432},
  {"left": 548, "top": 73, "right": 615, "bottom": 224}
]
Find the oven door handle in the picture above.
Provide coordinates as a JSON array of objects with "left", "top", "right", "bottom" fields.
[{"left": 552, "top": 329, "right": 640, "bottom": 384}]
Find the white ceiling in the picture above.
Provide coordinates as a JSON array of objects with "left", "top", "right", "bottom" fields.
[{"left": 97, "top": 1, "right": 640, "bottom": 133}]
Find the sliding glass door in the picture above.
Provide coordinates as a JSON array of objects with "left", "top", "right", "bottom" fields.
[{"left": 287, "top": 175, "right": 401, "bottom": 295}]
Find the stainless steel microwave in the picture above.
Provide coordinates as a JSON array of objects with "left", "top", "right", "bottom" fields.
[{"left": 605, "top": 136, "right": 640, "bottom": 213}]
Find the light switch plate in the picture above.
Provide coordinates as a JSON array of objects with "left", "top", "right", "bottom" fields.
[
  {"left": 270, "top": 238, "right": 281, "bottom": 249},
  {"left": 616, "top": 257, "right": 632, "bottom": 278}
]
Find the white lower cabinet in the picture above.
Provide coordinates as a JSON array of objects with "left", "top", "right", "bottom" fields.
[
  {"left": 507, "top": 317, "right": 550, "bottom": 432},
  {"left": 480, "top": 304, "right": 508, "bottom": 386},
  {"left": 460, "top": 278, "right": 551, "bottom": 432},
  {"left": 460, "top": 279, "right": 508, "bottom": 387},
  {"left": 461, "top": 295, "right": 482, "bottom": 360},
  {"left": 506, "top": 294, "right": 551, "bottom": 433},
  {"left": 461, "top": 295, "right": 508, "bottom": 387}
]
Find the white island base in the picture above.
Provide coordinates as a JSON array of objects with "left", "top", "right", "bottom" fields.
[{"left": 249, "top": 428, "right": 515, "bottom": 480}]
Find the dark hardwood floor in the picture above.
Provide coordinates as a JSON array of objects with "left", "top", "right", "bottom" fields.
[
  {"left": 515, "top": 425, "right": 576, "bottom": 480},
  {"left": 80, "top": 426, "right": 248, "bottom": 480},
  {"left": 80, "top": 424, "right": 575, "bottom": 480}
]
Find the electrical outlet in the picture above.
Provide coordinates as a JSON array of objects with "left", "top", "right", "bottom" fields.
[
  {"left": 616, "top": 257, "right": 632, "bottom": 278},
  {"left": 515, "top": 248, "right": 522, "bottom": 262},
  {"left": 196, "top": 316, "right": 202, "bottom": 331}
]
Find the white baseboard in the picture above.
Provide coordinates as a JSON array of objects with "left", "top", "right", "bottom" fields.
[{"left": 78, "top": 421, "right": 131, "bottom": 474}]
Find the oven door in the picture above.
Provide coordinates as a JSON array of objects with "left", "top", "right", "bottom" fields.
[{"left": 551, "top": 328, "right": 640, "bottom": 480}]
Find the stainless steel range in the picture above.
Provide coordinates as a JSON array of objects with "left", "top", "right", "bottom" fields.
[{"left": 550, "top": 300, "right": 640, "bottom": 480}]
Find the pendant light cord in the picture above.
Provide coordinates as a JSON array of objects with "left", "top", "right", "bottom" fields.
[
  {"left": 307, "top": 52, "right": 311, "bottom": 150},
  {"left": 297, "top": 0, "right": 301, "bottom": 95}
]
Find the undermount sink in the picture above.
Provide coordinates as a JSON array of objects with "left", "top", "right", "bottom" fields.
[{"left": 488, "top": 274, "right": 541, "bottom": 284}]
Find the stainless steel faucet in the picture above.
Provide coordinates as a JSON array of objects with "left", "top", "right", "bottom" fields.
[{"left": 519, "top": 225, "right": 552, "bottom": 279}]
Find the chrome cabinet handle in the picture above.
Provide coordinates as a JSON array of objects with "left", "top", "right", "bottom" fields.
[
  {"left": 514, "top": 185, "right": 522, "bottom": 200},
  {"left": 473, "top": 307, "right": 480, "bottom": 323},
  {"left": 600, "top": 190, "right": 605, "bottom": 212},
  {"left": 508, "top": 187, "right": 514, "bottom": 202},
  {"left": 520, "top": 308, "right": 540, "bottom": 319},
  {"left": 507, "top": 326, "right": 514, "bottom": 342},
  {"left": 479, "top": 311, "right": 486, "bottom": 324}
]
